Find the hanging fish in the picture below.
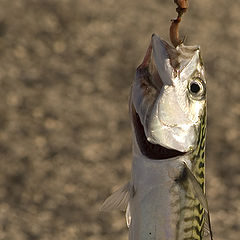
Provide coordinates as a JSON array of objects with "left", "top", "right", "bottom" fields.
[{"left": 101, "top": 1, "right": 213, "bottom": 240}]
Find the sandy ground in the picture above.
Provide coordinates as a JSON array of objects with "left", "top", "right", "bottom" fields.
[{"left": 0, "top": 0, "right": 239, "bottom": 240}]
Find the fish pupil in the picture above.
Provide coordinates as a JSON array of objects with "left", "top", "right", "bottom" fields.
[{"left": 190, "top": 82, "right": 200, "bottom": 93}]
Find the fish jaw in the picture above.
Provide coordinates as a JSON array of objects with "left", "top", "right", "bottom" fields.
[
  {"left": 146, "top": 81, "right": 203, "bottom": 153},
  {"left": 148, "top": 114, "right": 197, "bottom": 153},
  {"left": 131, "top": 34, "right": 206, "bottom": 154}
]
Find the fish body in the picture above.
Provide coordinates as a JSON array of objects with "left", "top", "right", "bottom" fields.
[{"left": 101, "top": 34, "right": 212, "bottom": 240}]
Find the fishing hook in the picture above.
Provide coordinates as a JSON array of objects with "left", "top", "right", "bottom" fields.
[{"left": 170, "top": 0, "right": 189, "bottom": 47}]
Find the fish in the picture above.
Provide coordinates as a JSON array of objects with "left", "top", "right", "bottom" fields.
[
  {"left": 101, "top": 32, "right": 213, "bottom": 240},
  {"left": 101, "top": 3, "right": 213, "bottom": 240}
]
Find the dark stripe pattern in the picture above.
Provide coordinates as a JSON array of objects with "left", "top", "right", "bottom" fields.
[{"left": 187, "top": 107, "right": 207, "bottom": 240}]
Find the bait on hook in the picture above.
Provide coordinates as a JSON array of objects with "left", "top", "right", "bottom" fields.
[{"left": 170, "top": 0, "right": 189, "bottom": 47}]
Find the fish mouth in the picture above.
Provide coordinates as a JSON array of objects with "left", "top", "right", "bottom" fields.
[{"left": 132, "top": 105, "right": 186, "bottom": 160}]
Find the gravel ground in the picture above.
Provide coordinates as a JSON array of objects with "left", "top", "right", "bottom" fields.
[{"left": 0, "top": 0, "right": 239, "bottom": 240}]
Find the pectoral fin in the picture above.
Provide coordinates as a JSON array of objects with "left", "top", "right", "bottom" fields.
[
  {"left": 184, "top": 163, "right": 208, "bottom": 211},
  {"left": 100, "top": 182, "right": 132, "bottom": 212},
  {"left": 203, "top": 211, "right": 213, "bottom": 240},
  {"left": 184, "top": 163, "right": 213, "bottom": 240}
]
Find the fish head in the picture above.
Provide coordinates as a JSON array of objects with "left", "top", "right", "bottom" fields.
[{"left": 131, "top": 34, "right": 206, "bottom": 159}]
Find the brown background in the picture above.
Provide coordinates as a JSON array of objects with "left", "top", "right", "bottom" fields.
[{"left": 0, "top": 0, "right": 239, "bottom": 240}]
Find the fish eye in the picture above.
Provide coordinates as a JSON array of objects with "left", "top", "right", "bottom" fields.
[
  {"left": 188, "top": 78, "right": 205, "bottom": 99},
  {"left": 190, "top": 82, "right": 200, "bottom": 94}
]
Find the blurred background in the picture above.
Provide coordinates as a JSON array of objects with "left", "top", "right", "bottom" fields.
[{"left": 0, "top": 0, "right": 239, "bottom": 239}]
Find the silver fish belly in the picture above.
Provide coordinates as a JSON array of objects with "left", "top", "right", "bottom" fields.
[
  {"left": 101, "top": 34, "right": 212, "bottom": 240},
  {"left": 129, "top": 154, "right": 190, "bottom": 240}
]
